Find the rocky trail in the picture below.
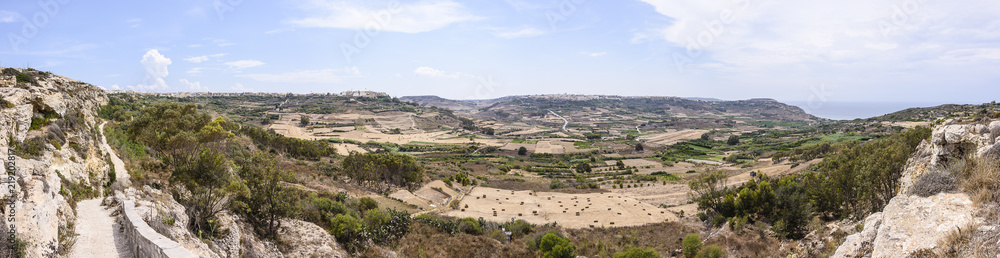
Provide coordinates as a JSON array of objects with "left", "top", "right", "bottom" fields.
[{"left": 68, "top": 121, "right": 133, "bottom": 257}]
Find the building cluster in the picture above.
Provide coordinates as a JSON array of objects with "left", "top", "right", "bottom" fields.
[{"left": 106, "top": 90, "right": 390, "bottom": 98}]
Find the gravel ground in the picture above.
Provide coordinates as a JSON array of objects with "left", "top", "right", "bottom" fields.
[{"left": 67, "top": 199, "right": 133, "bottom": 257}]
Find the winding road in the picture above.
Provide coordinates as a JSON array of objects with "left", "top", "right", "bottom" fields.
[
  {"left": 547, "top": 110, "right": 569, "bottom": 132},
  {"left": 67, "top": 121, "right": 133, "bottom": 257}
]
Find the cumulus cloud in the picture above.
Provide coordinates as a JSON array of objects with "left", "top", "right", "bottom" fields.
[
  {"left": 139, "top": 49, "right": 171, "bottom": 91},
  {"left": 225, "top": 60, "right": 265, "bottom": 70},
  {"left": 180, "top": 79, "right": 207, "bottom": 91},
  {"left": 288, "top": 0, "right": 479, "bottom": 33},
  {"left": 237, "top": 67, "right": 362, "bottom": 84},
  {"left": 414, "top": 66, "right": 468, "bottom": 79}
]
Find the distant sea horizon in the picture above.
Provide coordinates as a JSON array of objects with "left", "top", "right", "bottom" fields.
[{"left": 784, "top": 101, "right": 964, "bottom": 120}]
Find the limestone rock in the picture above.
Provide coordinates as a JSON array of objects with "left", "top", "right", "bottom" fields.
[
  {"left": 871, "top": 193, "right": 975, "bottom": 258},
  {"left": 277, "top": 219, "right": 348, "bottom": 258},
  {"left": 832, "top": 212, "right": 882, "bottom": 258}
]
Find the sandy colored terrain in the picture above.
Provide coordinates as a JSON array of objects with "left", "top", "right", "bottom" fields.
[
  {"left": 534, "top": 140, "right": 565, "bottom": 154},
  {"left": 637, "top": 129, "right": 709, "bottom": 145},
  {"left": 604, "top": 158, "right": 663, "bottom": 168},
  {"left": 331, "top": 143, "right": 367, "bottom": 155},
  {"left": 444, "top": 187, "right": 675, "bottom": 229}
]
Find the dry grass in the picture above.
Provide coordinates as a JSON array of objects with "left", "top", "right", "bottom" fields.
[
  {"left": 563, "top": 222, "right": 698, "bottom": 257},
  {"left": 953, "top": 156, "right": 1000, "bottom": 205},
  {"left": 397, "top": 223, "right": 534, "bottom": 258}
]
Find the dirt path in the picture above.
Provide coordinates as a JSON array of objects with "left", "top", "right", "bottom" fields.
[
  {"left": 99, "top": 121, "right": 131, "bottom": 186},
  {"left": 547, "top": 110, "right": 568, "bottom": 132},
  {"left": 67, "top": 199, "right": 132, "bottom": 257}
]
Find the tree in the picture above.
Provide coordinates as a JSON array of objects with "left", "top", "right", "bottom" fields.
[
  {"left": 689, "top": 169, "right": 729, "bottom": 217},
  {"left": 574, "top": 163, "right": 592, "bottom": 173},
  {"left": 300, "top": 115, "right": 310, "bottom": 126},
  {"left": 726, "top": 135, "right": 740, "bottom": 145},
  {"left": 616, "top": 160, "right": 625, "bottom": 170},
  {"left": 700, "top": 132, "right": 711, "bottom": 141},
  {"left": 342, "top": 152, "right": 424, "bottom": 193},
  {"left": 231, "top": 152, "right": 297, "bottom": 239},
  {"left": 170, "top": 147, "right": 234, "bottom": 238},
  {"left": 682, "top": 233, "right": 702, "bottom": 258},
  {"left": 539, "top": 232, "right": 576, "bottom": 258},
  {"left": 635, "top": 143, "right": 644, "bottom": 152},
  {"left": 127, "top": 102, "right": 211, "bottom": 153},
  {"left": 518, "top": 146, "right": 528, "bottom": 156}
]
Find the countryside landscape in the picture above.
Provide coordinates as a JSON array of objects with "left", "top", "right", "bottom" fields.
[{"left": 2, "top": 1, "right": 999, "bottom": 258}]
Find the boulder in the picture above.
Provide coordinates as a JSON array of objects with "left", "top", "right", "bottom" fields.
[
  {"left": 870, "top": 193, "right": 975, "bottom": 257},
  {"left": 832, "top": 212, "right": 883, "bottom": 258}
]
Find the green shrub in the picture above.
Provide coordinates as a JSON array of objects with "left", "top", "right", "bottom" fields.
[
  {"left": 613, "top": 247, "right": 660, "bottom": 258},
  {"left": 696, "top": 244, "right": 725, "bottom": 258},
  {"left": 329, "top": 213, "right": 365, "bottom": 252},
  {"left": 502, "top": 219, "right": 533, "bottom": 238},
  {"left": 457, "top": 217, "right": 483, "bottom": 235},
  {"left": 356, "top": 197, "right": 379, "bottom": 211},
  {"left": 538, "top": 232, "right": 575, "bottom": 258},
  {"left": 682, "top": 233, "right": 702, "bottom": 258}
]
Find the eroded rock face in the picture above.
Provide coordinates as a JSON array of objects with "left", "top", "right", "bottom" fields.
[
  {"left": 832, "top": 212, "right": 882, "bottom": 258},
  {"left": 871, "top": 193, "right": 975, "bottom": 257},
  {"left": 0, "top": 69, "right": 109, "bottom": 257},
  {"left": 898, "top": 120, "right": 1000, "bottom": 194},
  {"left": 277, "top": 219, "right": 348, "bottom": 258}
]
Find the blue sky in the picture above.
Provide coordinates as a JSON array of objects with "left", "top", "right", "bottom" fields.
[{"left": 1, "top": 0, "right": 998, "bottom": 105}]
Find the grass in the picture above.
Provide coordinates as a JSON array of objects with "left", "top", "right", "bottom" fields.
[
  {"left": 952, "top": 156, "right": 1000, "bottom": 205},
  {"left": 573, "top": 141, "right": 596, "bottom": 149},
  {"left": 511, "top": 139, "right": 538, "bottom": 144}
]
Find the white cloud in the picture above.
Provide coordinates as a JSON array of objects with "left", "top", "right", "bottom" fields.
[
  {"left": 110, "top": 84, "right": 121, "bottom": 90},
  {"left": 187, "top": 67, "right": 205, "bottom": 76},
  {"left": 231, "top": 83, "right": 253, "bottom": 92},
  {"left": 224, "top": 60, "right": 265, "bottom": 70},
  {"left": 637, "top": 0, "right": 1000, "bottom": 75},
  {"left": 413, "top": 66, "right": 468, "bottom": 79},
  {"left": 581, "top": 51, "right": 606, "bottom": 57},
  {"left": 138, "top": 49, "right": 171, "bottom": 91},
  {"left": 180, "top": 79, "right": 207, "bottom": 91},
  {"left": 237, "top": 67, "right": 362, "bottom": 84},
  {"left": 183, "top": 53, "right": 227, "bottom": 63},
  {"left": 0, "top": 11, "right": 20, "bottom": 23},
  {"left": 288, "top": 0, "right": 479, "bottom": 33},
  {"left": 126, "top": 18, "right": 141, "bottom": 28},
  {"left": 493, "top": 27, "right": 545, "bottom": 39}
]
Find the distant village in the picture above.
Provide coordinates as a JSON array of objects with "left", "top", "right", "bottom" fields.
[{"left": 107, "top": 90, "right": 390, "bottom": 98}]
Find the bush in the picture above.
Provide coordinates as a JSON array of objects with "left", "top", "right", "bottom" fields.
[
  {"left": 503, "top": 219, "right": 533, "bottom": 238},
  {"left": 697, "top": 245, "right": 725, "bottom": 258},
  {"left": 457, "top": 217, "right": 483, "bottom": 235},
  {"left": 910, "top": 170, "right": 957, "bottom": 197},
  {"left": 682, "top": 233, "right": 702, "bottom": 258},
  {"left": 330, "top": 213, "right": 365, "bottom": 252},
  {"left": 518, "top": 146, "right": 528, "bottom": 156},
  {"left": 613, "top": 247, "right": 659, "bottom": 258},
  {"left": 549, "top": 179, "right": 566, "bottom": 189},
  {"left": 538, "top": 232, "right": 576, "bottom": 258}
]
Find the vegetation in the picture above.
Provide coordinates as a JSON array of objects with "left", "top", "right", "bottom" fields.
[
  {"left": 518, "top": 146, "right": 528, "bottom": 156},
  {"left": 909, "top": 170, "right": 957, "bottom": 197},
  {"left": 230, "top": 152, "right": 297, "bottom": 239},
  {"left": 342, "top": 152, "right": 424, "bottom": 193},
  {"left": 528, "top": 232, "right": 576, "bottom": 258},
  {"left": 613, "top": 247, "right": 659, "bottom": 258},
  {"left": 682, "top": 233, "right": 702, "bottom": 258}
]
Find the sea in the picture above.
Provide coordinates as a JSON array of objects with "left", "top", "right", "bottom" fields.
[{"left": 784, "top": 101, "right": 964, "bottom": 121}]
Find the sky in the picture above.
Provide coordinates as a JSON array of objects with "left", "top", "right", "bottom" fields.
[{"left": 1, "top": 0, "right": 999, "bottom": 107}]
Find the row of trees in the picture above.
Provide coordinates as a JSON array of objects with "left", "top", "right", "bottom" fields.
[{"left": 341, "top": 151, "right": 424, "bottom": 193}]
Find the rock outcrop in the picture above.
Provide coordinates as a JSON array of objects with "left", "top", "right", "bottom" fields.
[
  {"left": 834, "top": 119, "right": 1000, "bottom": 257},
  {"left": 1, "top": 68, "right": 111, "bottom": 257}
]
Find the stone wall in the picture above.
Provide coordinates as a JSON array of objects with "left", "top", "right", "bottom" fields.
[{"left": 120, "top": 200, "right": 197, "bottom": 258}]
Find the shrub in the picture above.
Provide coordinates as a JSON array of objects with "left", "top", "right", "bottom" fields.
[
  {"left": 518, "top": 146, "right": 528, "bottom": 156},
  {"left": 697, "top": 244, "right": 725, "bottom": 258},
  {"left": 330, "top": 213, "right": 365, "bottom": 252},
  {"left": 549, "top": 179, "right": 566, "bottom": 189},
  {"left": 910, "top": 170, "right": 957, "bottom": 197},
  {"left": 538, "top": 232, "right": 576, "bottom": 258},
  {"left": 457, "top": 217, "right": 483, "bottom": 235},
  {"left": 613, "top": 247, "right": 659, "bottom": 258},
  {"left": 682, "top": 233, "right": 702, "bottom": 258},
  {"left": 502, "top": 219, "right": 533, "bottom": 238}
]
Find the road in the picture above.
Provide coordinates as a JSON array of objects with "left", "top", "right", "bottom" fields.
[{"left": 547, "top": 110, "right": 568, "bottom": 132}]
